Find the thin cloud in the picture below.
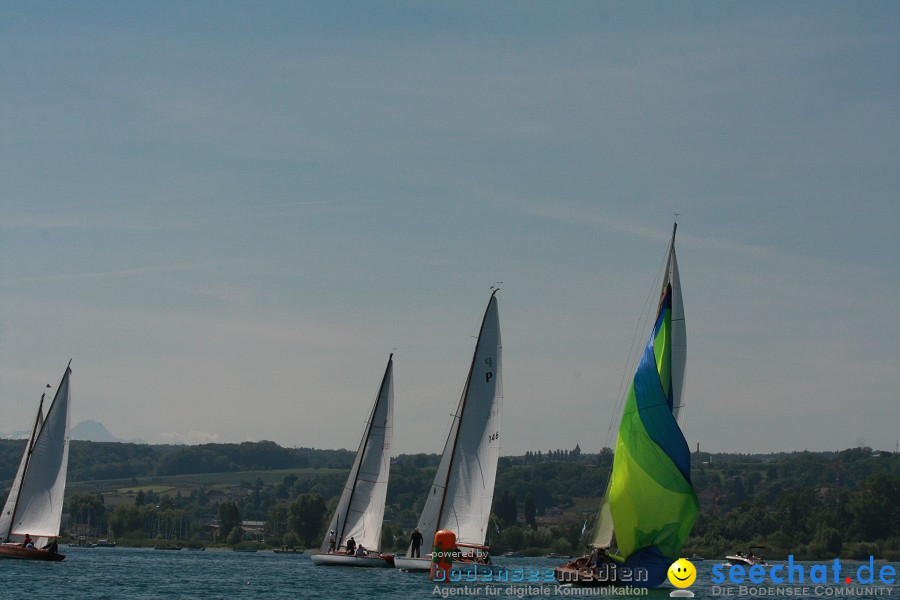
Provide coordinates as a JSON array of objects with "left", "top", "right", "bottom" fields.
[
  {"left": 0, "top": 260, "right": 214, "bottom": 286},
  {"left": 516, "top": 198, "right": 880, "bottom": 277},
  {"left": 0, "top": 214, "right": 172, "bottom": 231},
  {"left": 2, "top": 198, "right": 331, "bottom": 233}
]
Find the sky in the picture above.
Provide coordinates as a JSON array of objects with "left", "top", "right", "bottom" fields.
[{"left": 1, "top": 1, "right": 898, "bottom": 455}]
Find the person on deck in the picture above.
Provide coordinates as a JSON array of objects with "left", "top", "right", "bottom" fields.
[
  {"left": 589, "top": 546, "right": 609, "bottom": 569},
  {"left": 345, "top": 537, "right": 356, "bottom": 555},
  {"left": 328, "top": 530, "right": 336, "bottom": 553},
  {"left": 355, "top": 544, "right": 366, "bottom": 557},
  {"left": 410, "top": 528, "right": 423, "bottom": 558},
  {"left": 21, "top": 534, "right": 32, "bottom": 548}
]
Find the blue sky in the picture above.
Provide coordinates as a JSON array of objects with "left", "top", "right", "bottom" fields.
[{"left": 1, "top": 1, "right": 898, "bottom": 454}]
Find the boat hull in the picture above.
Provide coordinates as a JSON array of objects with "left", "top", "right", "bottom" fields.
[
  {"left": 554, "top": 556, "right": 626, "bottom": 587},
  {"left": 310, "top": 553, "right": 394, "bottom": 567},
  {"left": 395, "top": 555, "right": 506, "bottom": 574},
  {"left": 394, "top": 556, "right": 431, "bottom": 571},
  {"left": 725, "top": 555, "right": 765, "bottom": 566},
  {"left": 450, "top": 560, "right": 506, "bottom": 574},
  {"left": 0, "top": 544, "right": 65, "bottom": 562},
  {"left": 554, "top": 565, "right": 617, "bottom": 587}
]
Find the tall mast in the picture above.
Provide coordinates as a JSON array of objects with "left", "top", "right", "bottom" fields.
[
  {"left": 4, "top": 391, "right": 47, "bottom": 541},
  {"left": 435, "top": 289, "right": 498, "bottom": 533},
  {"left": 8, "top": 360, "right": 72, "bottom": 539},
  {"left": 336, "top": 354, "right": 393, "bottom": 549}
]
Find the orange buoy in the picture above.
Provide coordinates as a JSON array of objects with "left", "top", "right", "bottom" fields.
[{"left": 429, "top": 529, "right": 457, "bottom": 582}]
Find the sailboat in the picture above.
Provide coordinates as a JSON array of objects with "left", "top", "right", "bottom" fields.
[
  {"left": 0, "top": 363, "right": 72, "bottom": 562},
  {"left": 311, "top": 354, "right": 394, "bottom": 567},
  {"left": 395, "top": 290, "right": 502, "bottom": 572},
  {"left": 555, "top": 224, "right": 698, "bottom": 587}
]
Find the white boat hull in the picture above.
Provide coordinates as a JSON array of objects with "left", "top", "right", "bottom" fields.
[
  {"left": 394, "top": 555, "right": 506, "bottom": 574},
  {"left": 726, "top": 555, "right": 766, "bottom": 566},
  {"left": 451, "top": 561, "right": 506, "bottom": 574},
  {"left": 310, "top": 553, "right": 394, "bottom": 568},
  {"left": 394, "top": 556, "right": 431, "bottom": 571}
]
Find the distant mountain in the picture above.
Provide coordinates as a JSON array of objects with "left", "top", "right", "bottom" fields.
[
  {"left": 71, "top": 420, "right": 119, "bottom": 442},
  {"left": 0, "top": 419, "right": 146, "bottom": 444},
  {"left": 70, "top": 420, "right": 145, "bottom": 444},
  {"left": 0, "top": 429, "right": 31, "bottom": 440},
  {"left": 0, "top": 420, "right": 146, "bottom": 444}
]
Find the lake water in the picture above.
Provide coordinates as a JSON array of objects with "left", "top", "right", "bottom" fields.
[{"left": 0, "top": 548, "right": 894, "bottom": 599}]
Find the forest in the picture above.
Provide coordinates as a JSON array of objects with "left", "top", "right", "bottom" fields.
[{"left": 0, "top": 439, "right": 896, "bottom": 560}]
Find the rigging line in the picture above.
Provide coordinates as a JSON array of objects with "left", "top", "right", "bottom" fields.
[{"left": 603, "top": 238, "right": 671, "bottom": 450}]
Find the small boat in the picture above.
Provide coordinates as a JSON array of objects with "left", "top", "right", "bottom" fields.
[
  {"left": 503, "top": 551, "right": 522, "bottom": 557},
  {"left": 726, "top": 546, "right": 766, "bottom": 566},
  {"left": 273, "top": 547, "right": 305, "bottom": 554},
  {"left": 0, "top": 544, "right": 64, "bottom": 561},
  {"left": 95, "top": 539, "right": 117, "bottom": 548},
  {"left": 313, "top": 552, "right": 395, "bottom": 567},
  {"left": 154, "top": 545, "right": 183, "bottom": 551},
  {"left": 311, "top": 355, "right": 394, "bottom": 568},
  {"left": 70, "top": 538, "right": 96, "bottom": 548},
  {"left": 547, "top": 553, "right": 572, "bottom": 559},
  {"left": 555, "top": 224, "right": 698, "bottom": 588},
  {"left": 395, "top": 291, "right": 504, "bottom": 574},
  {"left": 689, "top": 554, "right": 704, "bottom": 561},
  {"left": 0, "top": 364, "right": 73, "bottom": 562}
]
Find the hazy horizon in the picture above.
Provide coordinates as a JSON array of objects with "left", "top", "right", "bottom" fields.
[{"left": 5, "top": 418, "right": 895, "bottom": 457}]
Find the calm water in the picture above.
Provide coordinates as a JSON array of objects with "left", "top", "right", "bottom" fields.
[{"left": 0, "top": 549, "right": 894, "bottom": 600}]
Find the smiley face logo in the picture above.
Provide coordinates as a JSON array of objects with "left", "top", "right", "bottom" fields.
[{"left": 668, "top": 558, "right": 696, "bottom": 588}]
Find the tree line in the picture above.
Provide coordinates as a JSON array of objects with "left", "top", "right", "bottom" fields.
[{"left": 1, "top": 440, "right": 897, "bottom": 559}]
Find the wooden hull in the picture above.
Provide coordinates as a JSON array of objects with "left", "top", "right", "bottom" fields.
[
  {"left": 554, "top": 565, "right": 617, "bottom": 586},
  {"left": 554, "top": 555, "right": 626, "bottom": 587},
  {"left": 0, "top": 544, "right": 65, "bottom": 562},
  {"left": 310, "top": 553, "right": 394, "bottom": 568}
]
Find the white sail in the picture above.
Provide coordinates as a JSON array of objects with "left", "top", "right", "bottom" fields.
[
  {"left": 590, "top": 482, "right": 614, "bottom": 549},
  {"left": 321, "top": 355, "right": 394, "bottom": 552},
  {"left": 590, "top": 224, "right": 686, "bottom": 548},
  {"left": 408, "top": 292, "right": 502, "bottom": 552},
  {"left": 11, "top": 365, "right": 72, "bottom": 539},
  {"left": 0, "top": 401, "right": 44, "bottom": 541},
  {"left": 409, "top": 394, "right": 462, "bottom": 553}
]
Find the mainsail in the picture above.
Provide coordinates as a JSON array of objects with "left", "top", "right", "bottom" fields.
[
  {"left": 9, "top": 364, "right": 72, "bottom": 539},
  {"left": 407, "top": 290, "right": 502, "bottom": 554},
  {"left": 321, "top": 354, "right": 394, "bottom": 553},
  {"left": 0, "top": 396, "right": 45, "bottom": 541},
  {"left": 590, "top": 225, "right": 698, "bottom": 585}
]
